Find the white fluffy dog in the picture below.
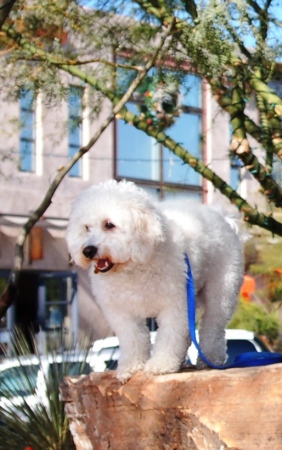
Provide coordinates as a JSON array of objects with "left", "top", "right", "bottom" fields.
[{"left": 66, "top": 179, "right": 243, "bottom": 382}]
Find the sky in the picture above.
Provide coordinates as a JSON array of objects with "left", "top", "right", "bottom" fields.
[{"left": 83, "top": 1, "right": 282, "bottom": 59}]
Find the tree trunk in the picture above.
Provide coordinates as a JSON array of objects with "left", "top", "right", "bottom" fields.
[{"left": 61, "top": 365, "right": 282, "bottom": 450}]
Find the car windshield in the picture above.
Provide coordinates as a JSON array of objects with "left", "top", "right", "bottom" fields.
[
  {"left": 48, "top": 361, "right": 92, "bottom": 381},
  {"left": 226, "top": 340, "right": 257, "bottom": 364},
  {"left": 0, "top": 364, "right": 40, "bottom": 398},
  {"left": 96, "top": 346, "right": 119, "bottom": 371},
  {"left": 105, "top": 359, "right": 118, "bottom": 370}
]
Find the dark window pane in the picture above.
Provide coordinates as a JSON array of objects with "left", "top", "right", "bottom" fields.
[
  {"left": 117, "top": 103, "right": 159, "bottom": 180},
  {"left": 68, "top": 86, "right": 83, "bottom": 177},
  {"left": 182, "top": 74, "right": 202, "bottom": 108},
  {"left": 48, "top": 361, "right": 92, "bottom": 381},
  {"left": 163, "top": 113, "right": 202, "bottom": 185},
  {"left": 19, "top": 90, "right": 35, "bottom": 172}
]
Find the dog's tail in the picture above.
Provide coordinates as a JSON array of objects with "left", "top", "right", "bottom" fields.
[
  {"left": 225, "top": 216, "right": 239, "bottom": 234},
  {"left": 224, "top": 215, "right": 250, "bottom": 243},
  {"left": 211, "top": 204, "right": 249, "bottom": 243}
]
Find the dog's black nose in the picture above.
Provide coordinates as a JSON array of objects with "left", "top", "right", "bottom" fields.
[{"left": 82, "top": 245, "right": 98, "bottom": 259}]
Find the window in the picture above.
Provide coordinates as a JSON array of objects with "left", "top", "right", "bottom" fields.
[
  {"left": 230, "top": 150, "right": 243, "bottom": 191},
  {"left": 68, "top": 85, "right": 83, "bottom": 177},
  {"left": 19, "top": 89, "right": 35, "bottom": 172},
  {"left": 38, "top": 272, "right": 78, "bottom": 352},
  {"left": 116, "top": 73, "right": 203, "bottom": 200}
]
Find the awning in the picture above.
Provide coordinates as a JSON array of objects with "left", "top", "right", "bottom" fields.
[{"left": 0, "top": 214, "right": 68, "bottom": 238}]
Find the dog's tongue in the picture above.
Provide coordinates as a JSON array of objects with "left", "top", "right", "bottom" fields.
[{"left": 96, "top": 258, "right": 112, "bottom": 271}]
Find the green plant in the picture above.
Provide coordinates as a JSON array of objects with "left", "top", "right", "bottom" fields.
[
  {"left": 228, "top": 299, "right": 279, "bottom": 345},
  {"left": 0, "top": 330, "right": 91, "bottom": 450},
  {"left": 247, "top": 236, "right": 282, "bottom": 307},
  {"left": 136, "top": 72, "right": 181, "bottom": 129}
]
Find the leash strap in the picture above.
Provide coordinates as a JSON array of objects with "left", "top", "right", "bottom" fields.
[{"left": 185, "top": 255, "right": 282, "bottom": 369}]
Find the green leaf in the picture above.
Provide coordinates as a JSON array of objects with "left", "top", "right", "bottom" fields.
[{"left": 0, "top": 329, "right": 92, "bottom": 450}]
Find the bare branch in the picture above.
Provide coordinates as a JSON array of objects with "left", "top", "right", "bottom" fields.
[
  {"left": 0, "top": 20, "right": 175, "bottom": 319},
  {"left": 209, "top": 77, "right": 282, "bottom": 207},
  {"left": 0, "top": 0, "right": 17, "bottom": 30},
  {"left": 4, "top": 19, "right": 282, "bottom": 226},
  {"left": 15, "top": 55, "right": 146, "bottom": 72},
  {"left": 125, "top": 113, "right": 282, "bottom": 235},
  {"left": 249, "top": 71, "right": 282, "bottom": 118},
  {"left": 180, "top": 0, "right": 198, "bottom": 20}
]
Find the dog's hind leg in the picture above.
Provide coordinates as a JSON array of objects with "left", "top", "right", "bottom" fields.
[
  {"left": 196, "top": 310, "right": 228, "bottom": 369},
  {"left": 196, "top": 270, "right": 241, "bottom": 369}
]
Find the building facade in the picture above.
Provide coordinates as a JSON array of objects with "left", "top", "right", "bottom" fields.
[{"left": 0, "top": 73, "right": 262, "bottom": 353}]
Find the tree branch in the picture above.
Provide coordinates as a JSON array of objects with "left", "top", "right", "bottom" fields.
[
  {"left": 0, "top": 0, "right": 17, "bottom": 29},
  {"left": 180, "top": 0, "right": 197, "bottom": 21},
  {"left": 4, "top": 20, "right": 282, "bottom": 227},
  {"left": 209, "top": 77, "right": 282, "bottom": 207},
  {"left": 255, "top": 70, "right": 274, "bottom": 172},
  {"left": 128, "top": 115, "right": 282, "bottom": 235},
  {"left": 133, "top": 3, "right": 282, "bottom": 204},
  {"left": 0, "top": 20, "right": 174, "bottom": 319},
  {"left": 249, "top": 70, "right": 282, "bottom": 118}
]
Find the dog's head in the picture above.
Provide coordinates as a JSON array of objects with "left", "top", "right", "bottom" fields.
[{"left": 66, "top": 180, "right": 166, "bottom": 273}]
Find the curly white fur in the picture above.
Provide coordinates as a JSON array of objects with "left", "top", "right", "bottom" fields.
[{"left": 66, "top": 179, "right": 244, "bottom": 382}]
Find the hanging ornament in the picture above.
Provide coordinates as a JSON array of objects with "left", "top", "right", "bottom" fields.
[{"left": 135, "top": 74, "right": 182, "bottom": 130}]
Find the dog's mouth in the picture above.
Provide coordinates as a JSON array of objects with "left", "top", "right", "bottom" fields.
[{"left": 94, "top": 258, "right": 114, "bottom": 274}]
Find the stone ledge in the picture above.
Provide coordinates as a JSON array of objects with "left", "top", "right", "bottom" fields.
[{"left": 61, "top": 364, "right": 282, "bottom": 450}]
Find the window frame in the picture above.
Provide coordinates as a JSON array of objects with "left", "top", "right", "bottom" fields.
[{"left": 114, "top": 68, "right": 204, "bottom": 200}]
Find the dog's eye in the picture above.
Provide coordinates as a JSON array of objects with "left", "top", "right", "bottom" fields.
[
  {"left": 85, "top": 225, "right": 90, "bottom": 232},
  {"left": 105, "top": 221, "right": 115, "bottom": 230}
]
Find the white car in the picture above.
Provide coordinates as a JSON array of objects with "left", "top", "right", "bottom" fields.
[
  {"left": 0, "top": 351, "right": 94, "bottom": 414},
  {"left": 91, "top": 328, "right": 272, "bottom": 371},
  {"left": 0, "top": 329, "right": 271, "bottom": 414}
]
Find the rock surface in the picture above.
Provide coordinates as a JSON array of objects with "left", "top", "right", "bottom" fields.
[{"left": 61, "top": 365, "right": 282, "bottom": 450}]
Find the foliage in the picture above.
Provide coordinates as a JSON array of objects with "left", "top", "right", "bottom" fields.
[
  {"left": 0, "top": 331, "right": 91, "bottom": 450},
  {"left": 2, "top": 1, "right": 282, "bottom": 315},
  {"left": 248, "top": 236, "right": 282, "bottom": 275},
  {"left": 228, "top": 298, "right": 279, "bottom": 344},
  {"left": 135, "top": 72, "right": 181, "bottom": 129},
  {"left": 0, "top": 1, "right": 281, "bottom": 232},
  {"left": 244, "top": 238, "right": 259, "bottom": 272},
  {"left": 247, "top": 234, "right": 282, "bottom": 306}
]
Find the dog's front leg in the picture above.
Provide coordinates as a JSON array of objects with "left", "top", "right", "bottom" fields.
[
  {"left": 144, "top": 307, "right": 189, "bottom": 376},
  {"left": 109, "top": 317, "right": 151, "bottom": 383}
]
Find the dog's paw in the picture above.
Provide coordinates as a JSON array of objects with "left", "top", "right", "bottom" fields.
[
  {"left": 116, "top": 362, "right": 145, "bottom": 383},
  {"left": 196, "top": 359, "right": 209, "bottom": 370},
  {"left": 196, "top": 354, "right": 227, "bottom": 370},
  {"left": 144, "top": 357, "right": 180, "bottom": 377}
]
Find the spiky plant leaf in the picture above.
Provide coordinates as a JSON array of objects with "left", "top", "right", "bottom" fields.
[{"left": 0, "top": 329, "right": 92, "bottom": 450}]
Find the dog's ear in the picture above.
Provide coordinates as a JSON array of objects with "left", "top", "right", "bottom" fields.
[
  {"left": 131, "top": 206, "right": 165, "bottom": 244},
  {"left": 129, "top": 205, "right": 166, "bottom": 263}
]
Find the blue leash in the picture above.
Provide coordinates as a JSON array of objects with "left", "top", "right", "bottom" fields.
[{"left": 185, "top": 255, "right": 282, "bottom": 369}]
